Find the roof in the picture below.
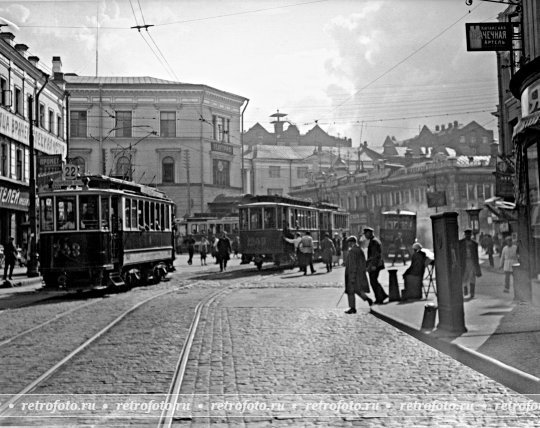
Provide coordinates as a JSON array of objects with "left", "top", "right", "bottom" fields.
[
  {"left": 64, "top": 75, "right": 182, "bottom": 85},
  {"left": 455, "top": 155, "right": 491, "bottom": 167}
]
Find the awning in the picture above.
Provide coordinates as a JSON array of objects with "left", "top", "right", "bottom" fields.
[
  {"left": 513, "top": 110, "right": 540, "bottom": 138},
  {"left": 484, "top": 196, "right": 517, "bottom": 222}
]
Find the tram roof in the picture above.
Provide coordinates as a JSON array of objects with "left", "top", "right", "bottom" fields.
[
  {"left": 238, "top": 201, "right": 318, "bottom": 209},
  {"left": 381, "top": 210, "right": 416, "bottom": 216}
]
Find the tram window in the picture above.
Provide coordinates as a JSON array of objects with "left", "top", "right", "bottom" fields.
[
  {"left": 250, "top": 208, "right": 262, "bottom": 230},
  {"left": 224, "top": 223, "right": 231, "bottom": 234},
  {"left": 264, "top": 207, "right": 276, "bottom": 229},
  {"left": 149, "top": 202, "right": 155, "bottom": 230},
  {"left": 125, "top": 198, "right": 132, "bottom": 229},
  {"left": 164, "top": 205, "right": 170, "bottom": 230},
  {"left": 80, "top": 195, "right": 98, "bottom": 230},
  {"left": 138, "top": 200, "right": 144, "bottom": 230},
  {"left": 130, "top": 200, "right": 137, "bottom": 230},
  {"left": 56, "top": 196, "right": 76, "bottom": 231},
  {"left": 144, "top": 201, "right": 150, "bottom": 230},
  {"left": 239, "top": 209, "right": 248, "bottom": 230},
  {"left": 191, "top": 224, "right": 198, "bottom": 234},
  {"left": 276, "top": 208, "right": 282, "bottom": 230},
  {"left": 160, "top": 204, "right": 165, "bottom": 230},
  {"left": 40, "top": 197, "right": 54, "bottom": 231},
  {"left": 101, "top": 197, "right": 110, "bottom": 230}
]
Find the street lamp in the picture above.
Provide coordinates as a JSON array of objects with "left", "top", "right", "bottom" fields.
[{"left": 465, "top": 207, "right": 482, "bottom": 238}]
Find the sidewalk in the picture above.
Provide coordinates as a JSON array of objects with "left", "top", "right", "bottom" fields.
[
  {"left": 371, "top": 251, "right": 540, "bottom": 395},
  {"left": 0, "top": 265, "right": 43, "bottom": 295}
]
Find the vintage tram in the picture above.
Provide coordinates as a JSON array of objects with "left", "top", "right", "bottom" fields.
[
  {"left": 238, "top": 195, "right": 349, "bottom": 270},
  {"left": 38, "top": 175, "right": 175, "bottom": 291},
  {"left": 174, "top": 215, "right": 239, "bottom": 252},
  {"left": 379, "top": 209, "right": 417, "bottom": 259}
]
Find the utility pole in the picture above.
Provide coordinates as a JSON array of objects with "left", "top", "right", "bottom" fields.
[{"left": 184, "top": 150, "right": 191, "bottom": 216}]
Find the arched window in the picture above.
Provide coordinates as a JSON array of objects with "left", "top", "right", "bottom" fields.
[
  {"left": 162, "top": 156, "right": 175, "bottom": 183},
  {"left": 71, "top": 156, "right": 85, "bottom": 174},
  {"left": 116, "top": 156, "right": 131, "bottom": 180}
]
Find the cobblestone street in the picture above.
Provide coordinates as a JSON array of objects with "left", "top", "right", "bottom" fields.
[{"left": 0, "top": 261, "right": 538, "bottom": 426}]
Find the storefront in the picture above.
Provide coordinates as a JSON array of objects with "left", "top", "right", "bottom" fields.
[{"left": 0, "top": 181, "right": 30, "bottom": 250}]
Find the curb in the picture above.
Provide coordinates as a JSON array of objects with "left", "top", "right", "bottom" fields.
[
  {"left": 370, "top": 307, "right": 540, "bottom": 397},
  {"left": 0, "top": 276, "right": 43, "bottom": 290}
]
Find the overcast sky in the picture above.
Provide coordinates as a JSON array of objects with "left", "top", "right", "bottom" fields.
[{"left": 0, "top": 0, "right": 506, "bottom": 148}]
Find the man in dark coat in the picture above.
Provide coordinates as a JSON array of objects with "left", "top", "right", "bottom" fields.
[
  {"left": 459, "top": 229, "right": 481, "bottom": 298},
  {"left": 403, "top": 242, "right": 427, "bottom": 300},
  {"left": 3, "top": 237, "right": 17, "bottom": 281},
  {"left": 217, "top": 232, "right": 232, "bottom": 272},
  {"left": 364, "top": 227, "right": 388, "bottom": 304},
  {"left": 184, "top": 235, "right": 196, "bottom": 265},
  {"left": 344, "top": 236, "right": 373, "bottom": 314}
]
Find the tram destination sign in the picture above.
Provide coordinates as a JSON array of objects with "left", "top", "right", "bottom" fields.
[{"left": 466, "top": 23, "right": 512, "bottom": 51}]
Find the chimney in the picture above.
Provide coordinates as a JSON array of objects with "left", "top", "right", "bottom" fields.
[
  {"left": 28, "top": 56, "right": 39, "bottom": 67},
  {"left": 454, "top": 120, "right": 459, "bottom": 128},
  {"left": 363, "top": 141, "right": 368, "bottom": 147},
  {"left": 0, "top": 32, "right": 15, "bottom": 46},
  {"left": 441, "top": 124, "right": 445, "bottom": 131},
  {"left": 15, "top": 44, "right": 28, "bottom": 57},
  {"left": 448, "top": 122, "right": 452, "bottom": 129},
  {"left": 52, "top": 56, "right": 64, "bottom": 82},
  {"left": 435, "top": 125, "right": 440, "bottom": 132}
]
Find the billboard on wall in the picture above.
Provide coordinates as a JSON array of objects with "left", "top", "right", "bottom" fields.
[
  {"left": 37, "top": 154, "right": 63, "bottom": 189},
  {"left": 426, "top": 191, "right": 447, "bottom": 208},
  {"left": 466, "top": 23, "right": 512, "bottom": 51}
]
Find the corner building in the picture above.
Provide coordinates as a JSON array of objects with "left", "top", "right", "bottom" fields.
[
  {"left": 0, "top": 33, "right": 67, "bottom": 249},
  {"left": 64, "top": 73, "right": 247, "bottom": 218}
]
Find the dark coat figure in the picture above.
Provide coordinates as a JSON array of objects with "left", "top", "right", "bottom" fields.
[
  {"left": 199, "top": 237, "right": 210, "bottom": 266},
  {"left": 320, "top": 234, "right": 336, "bottom": 272},
  {"left": 459, "top": 229, "right": 482, "bottom": 298},
  {"left": 403, "top": 242, "right": 427, "bottom": 300},
  {"left": 484, "top": 234, "right": 494, "bottom": 267},
  {"left": 364, "top": 227, "right": 388, "bottom": 304},
  {"left": 344, "top": 236, "right": 373, "bottom": 313},
  {"left": 217, "top": 234, "right": 232, "bottom": 272},
  {"left": 3, "top": 237, "right": 17, "bottom": 281},
  {"left": 184, "top": 236, "right": 196, "bottom": 265}
]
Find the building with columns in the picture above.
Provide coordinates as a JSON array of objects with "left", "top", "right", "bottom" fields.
[
  {"left": 64, "top": 70, "right": 247, "bottom": 218},
  {"left": 0, "top": 34, "right": 67, "bottom": 249}
]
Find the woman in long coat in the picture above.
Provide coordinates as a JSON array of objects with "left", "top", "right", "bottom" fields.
[
  {"left": 344, "top": 236, "right": 373, "bottom": 314},
  {"left": 321, "top": 233, "right": 336, "bottom": 272}
]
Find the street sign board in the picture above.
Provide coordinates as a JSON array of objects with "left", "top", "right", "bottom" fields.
[
  {"left": 426, "top": 191, "right": 447, "bottom": 208},
  {"left": 466, "top": 23, "right": 512, "bottom": 51},
  {"left": 63, "top": 164, "right": 79, "bottom": 181}
]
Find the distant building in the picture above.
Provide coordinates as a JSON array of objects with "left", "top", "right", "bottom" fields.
[
  {"left": 64, "top": 72, "right": 247, "bottom": 217},
  {"left": 243, "top": 111, "right": 352, "bottom": 148}
]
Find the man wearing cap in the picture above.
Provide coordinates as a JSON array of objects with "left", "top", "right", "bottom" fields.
[
  {"left": 364, "top": 227, "right": 388, "bottom": 304},
  {"left": 3, "top": 237, "right": 17, "bottom": 281},
  {"left": 459, "top": 229, "right": 481, "bottom": 298},
  {"left": 344, "top": 235, "right": 373, "bottom": 313}
]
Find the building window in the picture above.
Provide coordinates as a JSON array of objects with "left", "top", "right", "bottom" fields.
[
  {"left": 70, "top": 111, "right": 87, "bottom": 137},
  {"left": 71, "top": 156, "right": 85, "bottom": 174},
  {"left": 1, "top": 142, "right": 7, "bottom": 177},
  {"left": 213, "top": 159, "right": 230, "bottom": 186},
  {"left": 267, "top": 188, "right": 283, "bottom": 196},
  {"left": 1, "top": 77, "right": 9, "bottom": 107},
  {"left": 460, "top": 135, "right": 466, "bottom": 143},
  {"left": 356, "top": 195, "right": 361, "bottom": 209},
  {"left": 39, "top": 103, "right": 45, "bottom": 127},
  {"left": 14, "top": 87, "right": 22, "bottom": 115},
  {"left": 16, "top": 148, "right": 23, "bottom": 180},
  {"left": 115, "top": 111, "right": 132, "bottom": 137},
  {"left": 160, "top": 112, "right": 176, "bottom": 137},
  {"left": 269, "top": 166, "right": 280, "bottom": 178},
  {"left": 484, "top": 184, "right": 492, "bottom": 199},
  {"left": 476, "top": 184, "right": 484, "bottom": 200},
  {"left": 48, "top": 109, "right": 54, "bottom": 133},
  {"left": 297, "top": 167, "right": 308, "bottom": 179},
  {"left": 116, "top": 156, "right": 131, "bottom": 180},
  {"left": 162, "top": 156, "right": 174, "bottom": 183},
  {"left": 57, "top": 115, "right": 62, "bottom": 137},
  {"left": 212, "top": 115, "right": 229, "bottom": 142},
  {"left": 467, "top": 184, "right": 475, "bottom": 200}
]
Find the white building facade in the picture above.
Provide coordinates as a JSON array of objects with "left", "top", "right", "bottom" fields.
[{"left": 64, "top": 74, "right": 247, "bottom": 218}]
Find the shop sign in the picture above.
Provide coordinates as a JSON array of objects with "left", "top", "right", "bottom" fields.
[
  {"left": 0, "top": 185, "right": 29, "bottom": 210},
  {"left": 426, "top": 191, "right": 447, "bottom": 208},
  {"left": 37, "top": 154, "right": 63, "bottom": 187},
  {"left": 466, "top": 23, "right": 512, "bottom": 51},
  {"left": 211, "top": 142, "right": 234, "bottom": 155},
  {"left": 521, "top": 79, "right": 540, "bottom": 116},
  {"left": 0, "top": 108, "right": 66, "bottom": 156},
  {"left": 494, "top": 156, "right": 515, "bottom": 199}
]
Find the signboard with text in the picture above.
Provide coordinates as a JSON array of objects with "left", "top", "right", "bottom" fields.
[
  {"left": 466, "top": 23, "right": 512, "bottom": 51},
  {"left": 37, "top": 154, "right": 63, "bottom": 188},
  {"left": 426, "top": 191, "right": 447, "bottom": 208}
]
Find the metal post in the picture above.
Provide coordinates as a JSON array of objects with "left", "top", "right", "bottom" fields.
[{"left": 240, "top": 99, "right": 249, "bottom": 194}]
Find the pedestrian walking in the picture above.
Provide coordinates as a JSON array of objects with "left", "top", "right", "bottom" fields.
[
  {"left": 217, "top": 232, "right": 232, "bottom": 272},
  {"left": 320, "top": 233, "right": 336, "bottom": 273},
  {"left": 485, "top": 234, "right": 494, "bottom": 267},
  {"left": 364, "top": 227, "right": 388, "bottom": 304},
  {"left": 284, "top": 232, "right": 303, "bottom": 272},
  {"left": 332, "top": 232, "right": 342, "bottom": 267},
  {"left": 341, "top": 231, "right": 348, "bottom": 266},
  {"left": 2, "top": 237, "right": 17, "bottom": 281},
  {"left": 402, "top": 242, "right": 427, "bottom": 300},
  {"left": 499, "top": 237, "right": 518, "bottom": 293},
  {"left": 184, "top": 235, "right": 196, "bottom": 265},
  {"left": 231, "top": 235, "right": 240, "bottom": 258},
  {"left": 299, "top": 231, "right": 316, "bottom": 275},
  {"left": 200, "top": 236, "right": 210, "bottom": 266},
  {"left": 459, "top": 229, "right": 482, "bottom": 299},
  {"left": 392, "top": 232, "right": 407, "bottom": 266},
  {"left": 344, "top": 235, "right": 373, "bottom": 314}
]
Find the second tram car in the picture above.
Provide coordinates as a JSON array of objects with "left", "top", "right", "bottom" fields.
[
  {"left": 39, "top": 175, "right": 175, "bottom": 291},
  {"left": 174, "top": 215, "right": 239, "bottom": 252},
  {"left": 239, "top": 196, "right": 349, "bottom": 270},
  {"left": 379, "top": 210, "right": 417, "bottom": 259}
]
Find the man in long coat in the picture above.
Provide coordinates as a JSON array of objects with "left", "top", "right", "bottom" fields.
[
  {"left": 344, "top": 236, "right": 373, "bottom": 314},
  {"left": 364, "top": 227, "right": 389, "bottom": 304},
  {"left": 320, "top": 233, "right": 336, "bottom": 273},
  {"left": 217, "top": 232, "right": 232, "bottom": 272},
  {"left": 459, "top": 228, "right": 481, "bottom": 298}
]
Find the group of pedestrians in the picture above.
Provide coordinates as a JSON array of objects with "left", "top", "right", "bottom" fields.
[{"left": 183, "top": 233, "right": 234, "bottom": 272}]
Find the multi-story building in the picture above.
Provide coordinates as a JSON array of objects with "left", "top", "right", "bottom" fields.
[
  {"left": 64, "top": 71, "right": 247, "bottom": 218},
  {"left": 0, "top": 34, "right": 67, "bottom": 248},
  {"left": 504, "top": 0, "right": 540, "bottom": 303},
  {"left": 243, "top": 111, "right": 352, "bottom": 148}
]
